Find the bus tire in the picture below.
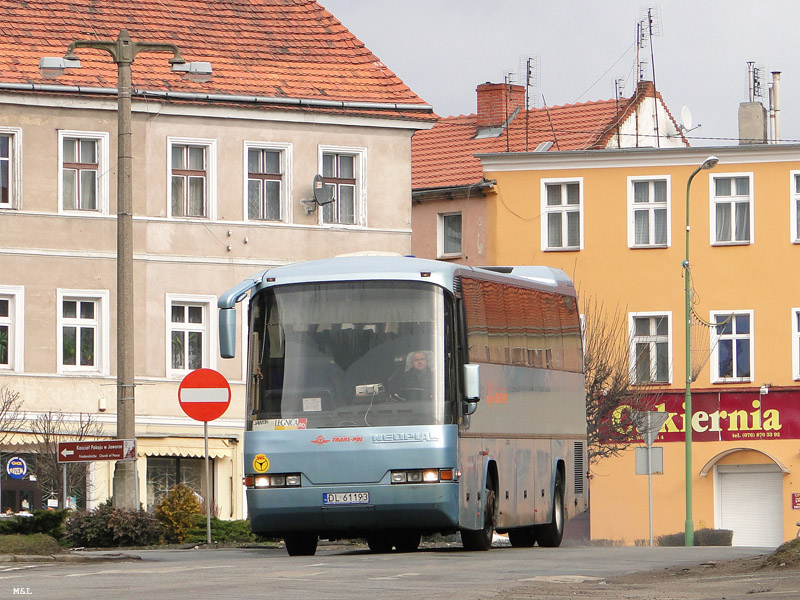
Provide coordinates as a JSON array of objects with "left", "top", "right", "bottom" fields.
[
  {"left": 367, "top": 535, "right": 393, "bottom": 553},
  {"left": 394, "top": 531, "right": 421, "bottom": 552},
  {"left": 284, "top": 533, "right": 318, "bottom": 556},
  {"left": 508, "top": 526, "right": 536, "bottom": 548},
  {"left": 461, "top": 486, "right": 496, "bottom": 551},
  {"left": 534, "top": 472, "right": 564, "bottom": 548}
]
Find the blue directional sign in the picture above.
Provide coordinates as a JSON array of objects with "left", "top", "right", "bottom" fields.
[{"left": 6, "top": 456, "right": 27, "bottom": 480}]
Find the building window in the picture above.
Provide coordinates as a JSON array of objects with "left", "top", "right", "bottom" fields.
[
  {"left": 711, "top": 311, "right": 753, "bottom": 382},
  {"left": 793, "top": 308, "right": 800, "bottom": 381},
  {"left": 169, "top": 138, "right": 216, "bottom": 219},
  {"left": 0, "top": 131, "right": 16, "bottom": 209},
  {"left": 0, "top": 286, "right": 24, "bottom": 372},
  {"left": 711, "top": 174, "right": 753, "bottom": 244},
  {"left": 628, "top": 177, "right": 669, "bottom": 248},
  {"left": 59, "top": 131, "right": 109, "bottom": 214},
  {"left": 167, "top": 295, "right": 216, "bottom": 376},
  {"left": 319, "top": 146, "right": 365, "bottom": 226},
  {"left": 541, "top": 179, "right": 583, "bottom": 250},
  {"left": 245, "top": 143, "right": 291, "bottom": 222},
  {"left": 438, "top": 212, "right": 462, "bottom": 257},
  {"left": 146, "top": 456, "right": 208, "bottom": 511},
  {"left": 630, "top": 313, "right": 671, "bottom": 384},
  {"left": 791, "top": 172, "right": 800, "bottom": 243},
  {"left": 58, "top": 290, "right": 109, "bottom": 374}
]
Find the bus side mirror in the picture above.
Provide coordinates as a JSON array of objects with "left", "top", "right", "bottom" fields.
[
  {"left": 463, "top": 363, "right": 480, "bottom": 401},
  {"left": 219, "top": 307, "right": 237, "bottom": 358}
]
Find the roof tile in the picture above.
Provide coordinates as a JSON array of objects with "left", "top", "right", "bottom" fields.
[{"left": 0, "top": 0, "right": 433, "bottom": 121}]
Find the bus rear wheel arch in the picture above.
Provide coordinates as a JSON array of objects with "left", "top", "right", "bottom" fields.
[
  {"left": 461, "top": 467, "right": 497, "bottom": 551},
  {"left": 534, "top": 469, "right": 565, "bottom": 548}
]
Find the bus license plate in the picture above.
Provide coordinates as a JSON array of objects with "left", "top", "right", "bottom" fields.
[{"left": 322, "top": 492, "right": 369, "bottom": 505}]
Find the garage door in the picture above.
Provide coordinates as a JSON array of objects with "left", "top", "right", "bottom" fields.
[{"left": 717, "top": 464, "right": 783, "bottom": 547}]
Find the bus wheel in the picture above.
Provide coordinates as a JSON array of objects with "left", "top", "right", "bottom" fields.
[
  {"left": 461, "top": 486, "right": 496, "bottom": 551},
  {"left": 394, "top": 532, "right": 421, "bottom": 552},
  {"left": 508, "top": 526, "right": 536, "bottom": 547},
  {"left": 535, "top": 472, "right": 565, "bottom": 548},
  {"left": 367, "top": 535, "right": 394, "bottom": 553},
  {"left": 284, "top": 533, "right": 318, "bottom": 556}
]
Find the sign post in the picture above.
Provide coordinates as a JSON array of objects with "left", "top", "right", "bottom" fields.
[
  {"left": 178, "top": 368, "right": 231, "bottom": 544},
  {"left": 58, "top": 440, "right": 136, "bottom": 509},
  {"left": 632, "top": 411, "right": 670, "bottom": 547}
]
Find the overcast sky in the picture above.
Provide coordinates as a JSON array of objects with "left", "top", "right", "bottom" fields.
[{"left": 321, "top": 0, "right": 798, "bottom": 147}]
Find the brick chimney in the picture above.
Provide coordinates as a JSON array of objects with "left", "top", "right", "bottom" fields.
[{"left": 477, "top": 83, "right": 526, "bottom": 128}]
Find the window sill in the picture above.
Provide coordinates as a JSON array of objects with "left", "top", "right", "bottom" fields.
[
  {"left": 630, "top": 244, "right": 669, "bottom": 250},
  {"left": 711, "top": 241, "right": 752, "bottom": 247},
  {"left": 712, "top": 377, "right": 753, "bottom": 384},
  {"left": 543, "top": 247, "right": 581, "bottom": 252}
]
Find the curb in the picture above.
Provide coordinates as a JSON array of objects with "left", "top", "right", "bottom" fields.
[{"left": 0, "top": 552, "right": 141, "bottom": 563}]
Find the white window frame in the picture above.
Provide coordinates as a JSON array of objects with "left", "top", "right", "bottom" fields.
[
  {"left": 628, "top": 311, "right": 673, "bottom": 384},
  {"left": 710, "top": 309, "right": 754, "bottom": 383},
  {"left": 243, "top": 141, "right": 292, "bottom": 223},
  {"left": 790, "top": 171, "right": 800, "bottom": 244},
  {"left": 56, "top": 289, "right": 110, "bottom": 375},
  {"left": 793, "top": 307, "right": 800, "bottom": 381},
  {"left": 541, "top": 177, "right": 584, "bottom": 251},
  {"left": 438, "top": 212, "right": 463, "bottom": 258},
  {"left": 58, "top": 130, "right": 110, "bottom": 215},
  {"left": 0, "top": 127, "right": 22, "bottom": 210},
  {"left": 709, "top": 173, "right": 754, "bottom": 245},
  {"left": 167, "top": 137, "right": 217, "bottom": 220},
  {"left": 317, "top": 145, "right": 367, "bottom": 227},
  {"left": 165, "top": 294, "right": 217, "bottom": 378},
  {"left": 627, "top": 176, "right": 671, "bottom": 248},
  {"left": 0, "top": 285, "right": 24, "bottom": 372}
]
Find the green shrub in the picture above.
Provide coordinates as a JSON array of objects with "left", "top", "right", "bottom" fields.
[
  {"left": 155, "top": 483, "right": 201, "bottom": 543},
  {"left": 185, "top": 515, "right": 256, "bottom": 544},
  {"left": 0, "top": 533, "right": 61, "bottom": 555},
  {"left": 656, "top": 528, "right": 733, "bottom": 546},
  {"left": 0, "top": 510, "right": 68, "bottom": 539},
  {"left": 65, "top": 500, "right": 160, "bottom": 547}
]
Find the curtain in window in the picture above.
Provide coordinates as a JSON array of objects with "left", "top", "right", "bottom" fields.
[
  {"left": 654, "top": 208, "right": 667, "bottom": 244},
  {"left": 566, "top": 211, "right": 580, "bottom": 247},
  {"left": 634, "top": 210, "right": 649, "bottom": 244},
  {"left": 716, "top": 203, "right": 731, "bottom": 241},
  {"left": 548, "top": 213, "right": 562, "bottom": 247},
  {"left": 734, "top": 202, "right": 749, "bottom": 241}
]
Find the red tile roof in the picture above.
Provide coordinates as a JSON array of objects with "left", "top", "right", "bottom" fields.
[
  {"left": 412, "top": 83, "right": 687, "bottom": 190},
  {"left": 0, "top": 0, "right": 433, "bottom": 121}
]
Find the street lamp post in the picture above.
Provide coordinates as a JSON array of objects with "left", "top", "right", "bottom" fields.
[
  {"left": 40, "top": 31, "right": 211, "bottom": 509},
  {"left": 683, "top": 155, "right": 719, "bottom": 546}
]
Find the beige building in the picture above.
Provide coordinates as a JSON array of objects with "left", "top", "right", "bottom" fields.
[{"left": 0, "top": 0, "right": 433, "bottom": 516}]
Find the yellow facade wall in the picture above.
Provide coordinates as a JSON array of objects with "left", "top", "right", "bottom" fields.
[{"left": 479, "top": 146, "right": 800, "bottom": 544}]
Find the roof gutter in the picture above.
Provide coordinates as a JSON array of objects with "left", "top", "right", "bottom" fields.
[
  {"left": 0, "top": 82, "right": 434, "bottom": 113},
  {"left": 412, "top": 179, "right": 496, "bottom": 201}
]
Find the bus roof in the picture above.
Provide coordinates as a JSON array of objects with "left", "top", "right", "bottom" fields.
[{"left": 247, "top": 256, "right": 576, "bottom": 297}]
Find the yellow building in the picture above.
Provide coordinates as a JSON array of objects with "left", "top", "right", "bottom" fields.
[{"left": 474, "top": 145, "right": 800, "bottom": 546}]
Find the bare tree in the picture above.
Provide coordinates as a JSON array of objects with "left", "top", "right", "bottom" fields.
[
  {"left": 582, "top": 296, "right": 662, "bottom": 466},
  {"left": 29, "top": 411, "right": 102, "bottom": 509},
  {"left": 0, "top": 386, "right": 25, "bottom": 446}
]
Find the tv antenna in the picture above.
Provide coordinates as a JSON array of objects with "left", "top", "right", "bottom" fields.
[{"left": 745, "top": 61, "right": 766, "bottom": 102}]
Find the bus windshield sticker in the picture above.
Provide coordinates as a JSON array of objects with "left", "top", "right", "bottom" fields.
[
  {"left": 302, "top": 397, "right": 322, "bottom": 412},
  {"left": 252, "top": 418, "right": 308, "bottom": 431}
]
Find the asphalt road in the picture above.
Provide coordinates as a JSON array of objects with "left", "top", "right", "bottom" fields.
[{"left": 0, "top": 543, "right": 774, "bottom": 600}]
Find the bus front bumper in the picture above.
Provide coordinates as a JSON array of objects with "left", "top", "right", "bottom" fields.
[{"left": 247, "top": 482, "right": 460, "bottom": 536}]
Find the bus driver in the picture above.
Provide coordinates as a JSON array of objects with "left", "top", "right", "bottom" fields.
[{"left": 389, "top": 350, "right": 432, "bottom": 399}]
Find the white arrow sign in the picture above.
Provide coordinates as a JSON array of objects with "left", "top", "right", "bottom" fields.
[{"left": 61, "top": 449, "right": 74, "bottom": 457}]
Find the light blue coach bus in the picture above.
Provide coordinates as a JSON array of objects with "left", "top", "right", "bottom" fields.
[{"left": 218, "top": 256, "right": 587, "bottom": 556}]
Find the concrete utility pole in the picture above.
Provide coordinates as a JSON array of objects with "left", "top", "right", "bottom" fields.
[{"left": 40, "top": 31, "right": 211, "bottom": 509}]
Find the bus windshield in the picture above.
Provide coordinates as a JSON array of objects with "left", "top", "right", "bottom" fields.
[{"left": 247, "top": 280, "right": 452, "bottom": 430}]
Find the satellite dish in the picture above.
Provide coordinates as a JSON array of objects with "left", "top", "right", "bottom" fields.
[
  {"left": 681, "top": 106, "right": 693, "bottom": 131},
  {"left": 312, "top": 174, "right": 334, "bottom": 206}
]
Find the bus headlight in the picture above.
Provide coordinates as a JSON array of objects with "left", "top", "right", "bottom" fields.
[
  {"left": 245, "top": 473, "right": 301, "bottom": 488},
  {"left": 390, "top": 469, "right": 455, "bottom": 484}
]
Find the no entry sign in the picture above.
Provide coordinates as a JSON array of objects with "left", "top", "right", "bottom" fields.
[{"left": 178, "top": 368, "right": 231, "bottom": 422}]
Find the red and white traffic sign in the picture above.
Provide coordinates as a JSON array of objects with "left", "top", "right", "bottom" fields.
[
  {"left": 178, "top": 368, "right": 231, "bottom": 422},
  {"left": 58, "top": 439, "right": 136, "bottom": 463}
]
